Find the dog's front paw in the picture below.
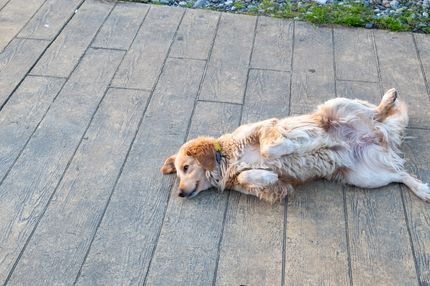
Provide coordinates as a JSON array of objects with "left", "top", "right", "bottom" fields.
[{"left": 237, "top": 169, "right": 278, "bottom": 187}]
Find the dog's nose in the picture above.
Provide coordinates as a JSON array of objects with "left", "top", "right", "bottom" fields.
[{"left": 178, "top": 189, "right": 186, "bottom": 197}]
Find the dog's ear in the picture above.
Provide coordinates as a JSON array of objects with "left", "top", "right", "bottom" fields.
[
  {"left": 185, "top": 138, "right": 216, "bottom": 171},
  {"left": 160, "top": 155, "right": 177, "bottom": 174}
]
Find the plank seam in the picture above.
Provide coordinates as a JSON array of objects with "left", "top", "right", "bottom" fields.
[
  {"left": 371, "top": 30, "right": 385, "bottom": 98},
  {"left": 4, "top": 47, "right": 127, "bottom": 285},
  {"left": 0, "top": 0, "right": 49, "bottom": 53},
  {"left": 168, "top": 55, "right": 207, "bottom": 62},
  {"left": 331, "top": 26, "right": 338, "bottom": 98},
  {"left": 342, "top": 187, "right": 354, "bottom": 286},
  {"left": 336, "top": 78, "right": 379, "bottom": 84},
  {"left": 283, "top": 19, "right": 295, "bottom": 286},
  {"left": 399, "top": 187, "right": 423, "bottom": 286},
  {"left": 412, "top": 34, "right": 430, "bottom": 100},
  {"left": 0, "top": 0, "right": 87, "bottom": 112},
  {"left": 249, "top": 67, "right": 290, "bottom": 73},
  {"left": 197, "top": 99, "right": 242, "bottom": 106},
  {"left": 0, "top": 0, "right": 12, "bottom": 11}
]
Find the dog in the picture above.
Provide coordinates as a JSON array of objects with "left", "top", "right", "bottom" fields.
[{"left": 161, "top": 88, "right": 430, "bottom": 203}]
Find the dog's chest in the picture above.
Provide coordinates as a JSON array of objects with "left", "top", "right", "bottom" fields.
[{"left": 237, "top": 145, "right": 264, "bottom": 165}]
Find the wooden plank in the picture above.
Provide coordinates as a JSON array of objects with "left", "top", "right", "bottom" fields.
[
  {"left": 0, "top": 0, "right": 10, "bottom": 10},
  {"left": 415, "top": 34, "right": 430, "bottom": 94},
  {"left": 290, "top": 22, "right": 335, "bottom": 115},
  {"left": 0, "top": 76, "right": 65, "bottom": 180},
  {"left": 215, "top": 69, "right": 287, "bottom": 286},
  {"left": 286, "top": 22, "right": 349, "bottom": 285},
  {"left": 251, "top": 16, "right": 293, "bottom": 71},
  {"left": 345, "top": 184, "right": 417, "bottom": 285},
  {"left": 0, "top": 38, "right": 49, "bottom": 108},
  {"left": 7, "top": 88, "right": 150, "bottom": 286},
  {"left": 375, "top": 31, "right": 430, "bottom": 129},
  {"left": 144, "top": 101, "right": 241, "bottom": 286},
  {"left": 199, "top": 13, "right": 255, "bottom": 104},
  {"left": 0, "top": 48, "right": 124, "bottom": 285},
  {"left": 336, "top": 80, "right": 380, "bottom": 103},
  {"left": 30, "top": 0, "right": 114, "bottom": 77},
  {"left": 111, "top": 6, "right": 183, "bottom": 90},
  {"left": 334, "top": 28, "right": 378, "bottom": 82},
  {"left": 401, "top": 128, "right": 430, "bottom": 284},
  {"left": 92, "top": 2, "right": 149, "bottom": 50},
  {"left": 169, "top": 9, "right": 219, "bottom": 60},
  {"left": 242, "top": 69, "right": 289, "bottom": 123},
  {"left": 75, "top": 58, "right": 206, "bottom": 286},
  {"left": 18, "top": 0, "right": 83, "bottom": 40},
  {"left": 0, "top": 0, "right": 45, "bottom": 51},
  {"left": 285, "top": 182, "right": 350, "bottom": 286}
]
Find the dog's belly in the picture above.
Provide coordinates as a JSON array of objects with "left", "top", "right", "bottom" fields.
[{"left": 237, "top": 145, "right": 263, "bottom": 165}]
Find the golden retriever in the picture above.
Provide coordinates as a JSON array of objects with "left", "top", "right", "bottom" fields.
[{"left": 161, "top": 88, "right": 430, "bottom": 203}]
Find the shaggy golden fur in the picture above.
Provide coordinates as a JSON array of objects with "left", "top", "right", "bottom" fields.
[{"left": 161, "top": 88, "right": 430, "bottom": 203}]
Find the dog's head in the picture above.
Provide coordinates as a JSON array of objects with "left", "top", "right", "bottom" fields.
[{"left": 160, "top": 137, "right": 218, "bottom": 198}]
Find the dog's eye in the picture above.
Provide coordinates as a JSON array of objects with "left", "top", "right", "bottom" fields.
[{"left": 183, "top": 165, "right": 189, "bottom": 172}]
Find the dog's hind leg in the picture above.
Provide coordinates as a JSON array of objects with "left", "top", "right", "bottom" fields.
[
  {"left": 374, "top": 88, "right": 398, "bottom": 122},
  {"left": 237, "top": 169, "right": 278, "bottom": 188}
]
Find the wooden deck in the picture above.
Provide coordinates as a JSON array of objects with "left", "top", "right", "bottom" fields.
[{"left": 0, "top": 0, "right": 429, "bottom": 285}]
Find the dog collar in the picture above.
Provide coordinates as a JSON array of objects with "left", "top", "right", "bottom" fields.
[{"left": 214, "top": 141, "right": 222, "bottom": 163}]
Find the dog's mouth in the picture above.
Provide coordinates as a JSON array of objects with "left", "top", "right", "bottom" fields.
[{"left": 181, "top": 181, "right": 199, "bottom": 198}]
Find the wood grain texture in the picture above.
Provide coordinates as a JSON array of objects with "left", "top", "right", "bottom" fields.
[
  {"left": 0, "top": 38, "right": 49, "bottom": 107},
  {"left": 199, "top": 13, "right": 255, "bottom": 103},
  {"left": 375, "top": 31, "right": 430, "bottom": 129},
  {"left": 290, "top": 22, "right": 335, "bottom": 115},
  {"left": 30, "top": 0, "right": 114, "bottom": 77},
  {"left": 0, "top": 0, "right": 45, "bottom": 51},
  {"left": 285, "top": 182, "right": 350, "bottom": 286},
  {"left": 7, "top": 88, "right": 149, "bottom": 286},
  {"left": 0, "top": 48, "right": 124, "bottom": 285},
  {"left": 334, "top": 28, "right": 378, "bottom": 82},
  {"left": 75, "top": 58, "right": 205, "bottom": 286},
  {"left": 215, "top": 69, "right": 288, "bottom": 286},
  {"left": 111, "top": 6, "right": 183, "bottom": 90},
  {"left": 401, "top": 128, "right": 430, "bottom": 285},
  {"left": 92, "top": 2, "right": 149, "bottom": 50},
  {"left": 18, "top": 0, "right": 83, "bottom": 40},
  {"left": 345, "top": 184, "right": 417, "bottom": 286},
  {"left": 414, "top": 34, "right": 430, "bottom": 95},
  {"left": 144, "top": 101, "right": 241, "bottom": 286},
  {"left": 251, "top": 16, "right": 293, "bottom": 71},
  {"left": 0, "top": 76, "right": 65, "bottom": 180},
  {"left": 169, "top": 9, "right": 219, "bottom": 60},
  {"left": 336, "top": 80, "right": 381, "bottom": 103},
  {"left": 242, "top": 69, "right": 290, "bottom": 123}
]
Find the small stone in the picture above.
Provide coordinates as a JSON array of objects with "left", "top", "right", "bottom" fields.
[
  {"left": 193, "top": 0, "right": 207, "bottom": 7},
  {"left": 423, "top": 0, "right": 429, "bottom": 8},
  {"left": 160, "top": 0, "right": 169, "bottom": 4},
  {"left": 178, "top": 1, "right": 187, "bottom": 6},
  {"left": 390, "top": 0, "right": 399, "bottom": 8},
  {"left": 225, "top": 0, "right": 233, "bottom": 4},
  {"left": 424, "top": 11, "right": 429, "bottom": 17},
  {"left": 365, "top": 23, "right": 374, "bottom": 29},
  {"left": 231, "top": 5, "right": 237, "bottom": 10}
]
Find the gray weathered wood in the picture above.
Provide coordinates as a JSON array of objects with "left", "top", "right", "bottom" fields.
[
  {"left": 345, "top": 184, "right": 417, "bottom": 286},
  {"left": 0, "top": 48, "right": 124, "bottom": 285},
  {"left": 0, "top": 76, "right": 65, "bottom": 180},
  {"left": 336, "top": 80, "right": 380, "bottom": 103},
  {"left": 375, "top": 31, "right": 430, "bottom": 129},
  {"left": 7, "top": 88, "right": 150, "bottom": 286},
  {"left": 251, "top": 16, "right": 293, "bottom": 71},
  {"left": 144, "top": 101, "right": 241, "bottom": 286},
  {"left": 290, "top": 22, "right": 335, "bottom": 115},
  {"left": 285, "top": 182, "right": 350, "bottom": 286},
  {"left": 0, "top": 0, "right": 10, "bottom": 10},
  {"left": 169, "top": 9, "right": 219, "bottom": 60},
  {"left": 92, "top": 2, "right": 149, "bottom": 50},
  {"left": 215, "top": 69, "right": 287, "bottom": 286},
  {"left": 334, "top": 28, "right": 378, "bottom": 82},
  {"left": 199, "top": 13, "right": 255, "bottom": 103},
  {"left": 401, "top": 128, "right": 430, "bottom": 284},
  {"left": 216, "top": 194, "right": 284, "bottom": 286},
  {"left": 0, "top": 38, "right": 49, "bottom": 108},
  {"left": 30, "top": 0, "right": 114, "bottom": 77},
  {"left": 111, "top": 6, "right": 183, "bottom": 90},
  {"left": 75, "top": 58, "right": 206, "bottom": 286},
  {"left": 18, "top": 0, "right": 83, "bottom": 40},
  {"left": 242, "top": 69, "right": 290, "bottom": 123},
  {"left": 414, "top": 34, "right": 430, "bottom": 95},
  {"left": 0, "top": 0, "right": 45, "bottom": 51}
]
